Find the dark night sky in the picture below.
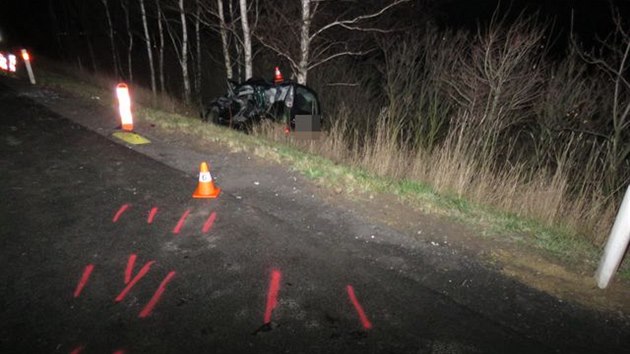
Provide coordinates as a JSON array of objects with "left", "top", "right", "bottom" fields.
[{"left": 1, "top": 0, "right": 629, "bottom": 57}]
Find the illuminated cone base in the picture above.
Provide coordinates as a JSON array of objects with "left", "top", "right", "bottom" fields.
[{"left": 274, "top": 66, "right": 284, "bottom": 84}]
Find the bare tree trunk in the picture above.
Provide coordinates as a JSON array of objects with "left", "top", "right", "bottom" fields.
[
  {"left": 217, "top": 0, "right": 233, "bottom": 80},
  {"left": 179, "top": 0, "right": 191, "bottom": 103},
  {"left": 229, "top": 0, "right": 242, "bottom": 80},
  {"left": 156, "top": 0, "right": 166, "bottom": 93},
  {"left": 195, "top": 0, "right": 202, "bottom": 101},
  {"left": 78, "top": 1, "right": 97, "bottom": 73},
  {"left": 256, "top": 0, "right": 408, "bottom": 85},
  {"left": 121, "top": 0, "right": 134, "bottom": 82},
  {"left": 85, "top": 35, "right": 98, "bottom": 73},
  {"left": 48, "top": 0, "right": 64, "bottom": 59},
  {"left": 239, "top": 0, "right": 252, "bottom": 80},
  {"left": 101, "top": 0, "right": 120, "bottom": 78},
  {"left": 297, "top": 0, "right": 312, "bottom": 85},
  {"left": 139, "top": 0, "right": 156, "bottom": 96}
]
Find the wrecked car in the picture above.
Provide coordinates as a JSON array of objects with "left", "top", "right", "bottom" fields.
[{"left": 201, "top": 77, "right": 322, "bottom": 132}]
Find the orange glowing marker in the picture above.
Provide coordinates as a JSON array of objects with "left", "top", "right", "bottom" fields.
[
  {"left": 116, "top": 83, "right": 133, "bottom": 131},
  {"left": 21, "top": 49, "right": 36, "bottom": 84}
]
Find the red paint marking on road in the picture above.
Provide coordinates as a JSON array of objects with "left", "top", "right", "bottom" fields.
[
  {"left": 346, "top": 285, "right": 373, "bottom": 330},
  {"left": 73, "top": 264, "right": 94, "bottom": 298},
  {"left": 202, "top": 212, "right": 217, "bottom": 233},
  {"left": 263, "top": 269, "right": 282, "bottom": 324},
  {"left": 172, "top": 209, "right": 191, "bottom": 234},
  {"left": 112, "top": 204, "right": 130, "bottom": 223},
  {"left": 70, "top": 345, "right": 84, "bottom": 354},
  {"left": 139, "top": 271, "right": 176, "bottom": 318},
  {"left": 115, "top": 261, "right": 156, "bottom": 302},
  {"left": 147, "top": 207, "right": 158, "bottom": 224},
  {"left": 124, "top": 254, "right": 137, "bottom": 284}
]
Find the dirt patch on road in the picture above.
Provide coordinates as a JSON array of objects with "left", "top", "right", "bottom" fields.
[
  {"left": 325, "top": 189, "right": 630, "bottom": 314},
  {"left": 494, "top": 249, "right": 630, "bottom": 313}
]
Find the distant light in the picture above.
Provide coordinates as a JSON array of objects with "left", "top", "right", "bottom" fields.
[
  {"left": 0, "top": 53, "right": 7, "bottom": 71},
  {"left": 8, "top": 54, "right": 16, "bottom": 72},
  {"left": 21, "top": 49, "right": 30, "bottom": 61}
]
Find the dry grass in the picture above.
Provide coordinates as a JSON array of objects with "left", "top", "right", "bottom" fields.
[
  {"left": 254, "top": 104, "right": 617, "bottom": 254},
  {"left": 37, "top": 15, "right": 628, "bottom": 263}
]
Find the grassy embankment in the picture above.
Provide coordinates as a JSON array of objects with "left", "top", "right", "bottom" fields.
[{"left": 37, "top": 63, "right": 626, "bottom": 280}]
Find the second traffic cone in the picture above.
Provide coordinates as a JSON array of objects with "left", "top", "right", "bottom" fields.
[
  {"left": 274, "top": 66, "right": 284, "bottom": 84},
  {"left": 193, "top": 162, "right": 221, "bottom": 198}
]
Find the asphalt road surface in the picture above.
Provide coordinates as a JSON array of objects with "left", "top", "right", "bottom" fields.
[{"left": 1, "top": 77, "right": 629, "bottom": 353}]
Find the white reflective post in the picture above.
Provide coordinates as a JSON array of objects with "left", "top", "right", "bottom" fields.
[
  {"left": 595, "top": 185, "right": 630, "bottom": 288},
  {"left": 21, "top": 50, "right": 36, "bottom": 84}
]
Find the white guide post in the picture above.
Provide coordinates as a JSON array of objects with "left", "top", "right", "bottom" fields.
[
  {"left": 595, "top": 185, "right": 630, "bottom": 289},
  {"left": 21, "top": 50, "right": 36, "bottom": 84}
]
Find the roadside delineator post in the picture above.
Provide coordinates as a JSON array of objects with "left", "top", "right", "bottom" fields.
[
  {"left": 0, "top": 53, "right": 7, "bottom": 71},
  {"left": 193, "top": 162, "right": 221, "bottom": 199},
  {"left": 21, "top": 49, "right": 36, "bottom": 84},
  {"left": 595, "top": 184, "right": 630, "bottom": 289},
  {"left": 8, "top": 54, "right": 16, "bottom": 72},
  {"left": 116, "top": 83, "right": 133, "bottom": 131}
]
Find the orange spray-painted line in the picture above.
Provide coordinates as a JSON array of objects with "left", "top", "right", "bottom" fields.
[
  {"left": 73, "top": 264, "right": 94, "bottom": 298},
  {"left": 263, "top": 269, "right": 282, "bottom": 324},
  {"left": 138, "top": 271, "right": 176, "bottom": 318},
  {"left": 346, "top": 285, "right": 373, "bottom": 330},
  {"left": 69, "top": 345, "right": 85, "bottom": 354},
  {"left": 172, "top": 209, "right": 191, "bottom": 234},
  {"left": 202, "top": 212, "right": 217, "bottom": 233},
  {"left": 115, "top": 261, "right": 155, "bottom": 302},
  {"left": 124, "top": 254, "right": 137, "bottom": 284},
  {"left": 112, "top": 204, "right": 130, "bottom": 223},
  {"left": 147, "top": 207, "right": 158, "bottom": 224}
]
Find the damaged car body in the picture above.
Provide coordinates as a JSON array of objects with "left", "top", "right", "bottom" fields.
[{"left": 201, "top": 78, "right": 322, "bottom": 131}]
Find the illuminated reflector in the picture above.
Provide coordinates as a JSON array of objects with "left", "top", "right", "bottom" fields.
[
  {"left": 8, "top": 54, "right": 16, "bottom": 72},
  {"left": 116, "top": 83, "right": 133, "bottom": 131},
  {"left": 21, "top": 49, "right": 36, "bottom": 84},
  {"left": 273, "top": 66, "right": 284, "bottom": 84},
  {"left": 0, "top": 53, "right": 7, "bottom": 71}
]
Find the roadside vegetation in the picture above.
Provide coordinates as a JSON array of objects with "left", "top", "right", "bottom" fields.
[
  {"left": 263, "top": 14, "right": 630, "bottom": 264},
  {"left": 36, "top": 10, "right": 630, "bottom": 277}
]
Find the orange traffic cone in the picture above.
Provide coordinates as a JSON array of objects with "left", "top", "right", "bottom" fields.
[
  {"left": 193, "top": 162, "right": 221, "bottom": 198},
  {"left": 274, "top": 66, "right": 284, "bottom": 84}
]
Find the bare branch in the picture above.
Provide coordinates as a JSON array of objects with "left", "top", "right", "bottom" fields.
[
  {"left": 256, "top": 35, "right": 299, "bottom": 72},
  {"left": 307, "top": 48, "right": 374, "bottom": 71},
  {"left": 309, "top": 0, "right": 409, "bottom": 41}
]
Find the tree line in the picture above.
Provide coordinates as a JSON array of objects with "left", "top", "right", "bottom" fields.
[{"left": 45, "top": 0, "right": 411, "bottom": 104}]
